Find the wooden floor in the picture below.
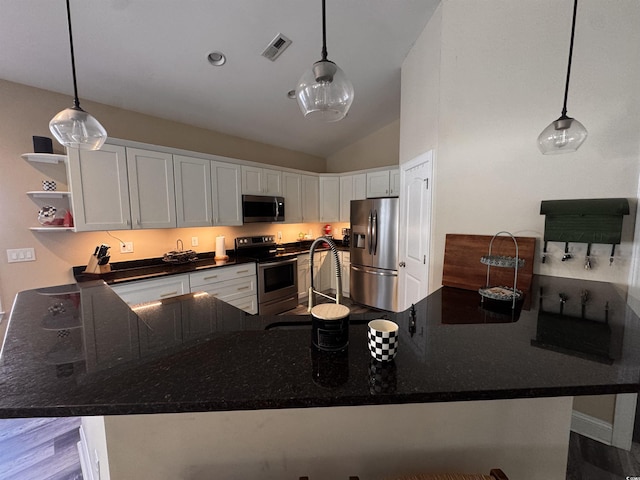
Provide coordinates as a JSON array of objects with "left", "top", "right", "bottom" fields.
[
  {"left": 0, "top": 417, "right": 82, "bottom": 480},
  {"left": 566, "top": 432, "right": 640, "bottom": 479}
]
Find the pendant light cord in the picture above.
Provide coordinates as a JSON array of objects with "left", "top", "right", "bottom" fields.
[
  {"left": 65, "top": 0, "right": 81, "bottom": 109},
  {"left": 561, "top": 0, "right": 578, "bottom": 117},
  {"left": 321, "top": 0, "right": 328, "bottom": 61}
]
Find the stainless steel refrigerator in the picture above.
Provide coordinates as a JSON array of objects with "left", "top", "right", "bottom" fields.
[{"left": 350, "top": 197, "right": 399, "bottom": 311}]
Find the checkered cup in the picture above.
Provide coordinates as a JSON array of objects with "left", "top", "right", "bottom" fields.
[{"left": 367, "top": 319, "right": 399, "bottom": 362}]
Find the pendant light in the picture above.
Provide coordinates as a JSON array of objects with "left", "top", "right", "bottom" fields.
[
  {"left": 49, "top": 0, "right": 107, "bottom": 151},
  {"left": 537, "top": 0, "right": 587, "bottom": 155},
  {"left": 295, "top": 0, "right": 354, "bottom": 122}
]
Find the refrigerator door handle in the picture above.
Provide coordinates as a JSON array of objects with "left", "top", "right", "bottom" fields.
[
  {"left": 372, "top": 209, "right": 378, "bottom": 255},
  {"left": 351, "top": 265, "right": 398, "bottom": 276},
  {"left": 367, "top": 210, "right": 373, "bottom": 254}
]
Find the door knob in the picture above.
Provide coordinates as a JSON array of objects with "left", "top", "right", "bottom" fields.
[{"left": 399, "top": 261, "right": 406, "bottom": 267}]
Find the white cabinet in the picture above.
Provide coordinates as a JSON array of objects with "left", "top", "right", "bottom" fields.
[
  {"left": 297, "top": 254, "right": 311, "bottom": 300},
  {"left": 190, "top": 263, "right": 257, "bottom": 314},
  {"left": 127, "top": 147, "right": 177, "bottom": 229},
  {"left": 67, "top": 144, "right": 132, "bottom": 231},
  {"left": 211, "top": 161, "right": 242, "bottom": 226},
  {"left": 301, "top": 174, "right": 320, "bottom": 222},
  {"left": 174, "top": 155, "right": 213, "bottom": 228},
  {"left": 297, "top": 252, "right": 328, "bottom": 301},
  {"left": 319, "top": 176, "right": 340, "bottom": 222},
  {"left": 241, "top": 166, "right": 282, "bottom": 195},
  {"left": 283, "top": 173, "right": 319, "bottom": 223},
  {"left": 111, "top": 274, "right": 190, "bottom": 306},
  {"left": 339, "top": 173, "right": 366, "bottom": 222},
  {"left": 282, "top": 172, "right": 302, "bottom": 223},
  {"left": 366, "top": 168, "right": 400, "bottom": 198}
]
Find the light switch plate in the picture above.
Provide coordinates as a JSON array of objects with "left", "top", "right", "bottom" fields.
[
  {"left": 191, "top": 236, "right": 199, "bottom": 247},
  {"left": 7, "top": 248, "right": 36, "bottom": 263},
  {"left": 120, "top": 242, "right": 134, "bottom": 254}
]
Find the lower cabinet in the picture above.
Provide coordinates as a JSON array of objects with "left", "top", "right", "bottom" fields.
[
  {"left": 111, "top": 274, "right": 190, "bottom": 306},
  {"left": 189, "top": 263, "right": 257, "bottom": 314},
  {"left": 328, "top": 251, "right": 350, "bottom": 298}
]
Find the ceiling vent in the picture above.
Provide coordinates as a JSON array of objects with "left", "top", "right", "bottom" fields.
[{"left": 261, "top": 33, "right": 292, "bottom": 61}]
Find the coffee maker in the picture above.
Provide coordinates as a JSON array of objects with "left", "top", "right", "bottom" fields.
[{"left": 342, "top": 228, "right": 351, "bottom": 247}]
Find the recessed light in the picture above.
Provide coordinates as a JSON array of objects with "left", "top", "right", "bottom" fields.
[
  {"left": 207, "top": 51, "right": 226, "bottom": 66},
  {"left": 287, "top": 89, "right": 296, "bottom": 99}
]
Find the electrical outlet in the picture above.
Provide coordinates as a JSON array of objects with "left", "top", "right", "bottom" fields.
[
  {"left": 191, "top": 236, "right": 199, "bottom": 247},
  {"left": 277, "top": 231, "right": 282, "bottom": 241},
  {"left": 7, "top": 248, "right": 36, "bottom": 263},
  {"left": 120, "top": 242, "right": 134, "bottom": 254}
]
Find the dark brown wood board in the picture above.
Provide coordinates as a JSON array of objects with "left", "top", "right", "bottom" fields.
[{"left": 442, "top": 234, "right": 536, "bottom": 293}]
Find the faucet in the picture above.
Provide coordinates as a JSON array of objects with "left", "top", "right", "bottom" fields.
[{"left": 307, "top": 236, "right": 343, "bottom": 312}]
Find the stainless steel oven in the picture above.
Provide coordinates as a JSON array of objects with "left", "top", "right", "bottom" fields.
[
  {"left": 257, "top": 257, "right": 298, "bottom": 315},
  {"left": 236, "top": 235, "right": 299, "bottom": 315}
]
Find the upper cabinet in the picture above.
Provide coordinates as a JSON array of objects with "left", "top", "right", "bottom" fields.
[
  {"left": 319, "top": 176, "right": 340, "bottom": 223},
  {"left": 211, "top": 161, "right": 242, "bottom": 226},
  {"left": 241, "top": 166, "right": 282, "bottom": 195},
  {"left": 174, "top": 155, "right": 213, "bottom": 228},
  {"left": 339, "top": 173, "right": 366, "bottom": 222},
  {"left": 301, "top": 174, "right": 319, "bottom": 223},
  {"left": 366, "top": 168, "right": 400, "bottom": 198},
  {"left": 127, "top": 148, "right": 177, "bottom": 229},
  {"left": 282, "top": 172, "right": 302, "bottom": 223},
  {"left": 282, "top": 172, "right": 319, "bottom": 223},
  {"left": 67, "top": 144, "right": 132, "bottom": 231}
]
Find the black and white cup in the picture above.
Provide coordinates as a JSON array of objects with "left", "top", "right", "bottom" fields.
[
  {"left": 42, "top": 180, "right": 57, "bottom": 191},
  {"left": 367, "top": 319, "right": 399, "bottom": 362}
]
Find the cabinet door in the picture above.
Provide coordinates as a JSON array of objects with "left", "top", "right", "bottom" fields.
[
  {"left": 263, "top": 168, "right": 282, "bottom": 195},
  {"left": 67, "top": 144, "right": 132, "bottom": 231},
  {"left": 353, "top": 174, "right": 367, "bottom": 200},
  {"left": 297, "top": 254, "right": 311, "bottom": 299},
  {"left": 389, "top": 168, "right": 401, "bottom": 196},
  {"left": 138, "top": 301, "right": 182, "bottom": 356},
  {"left": 339, "top": 175, "right": 353, "bottom": 223},
  {"left": 241, "top": 166, "right": 263, "bottom": 195},
  {"left": 111, "top": 274, "right": 189, "bottom": 306},
  {"left": 342, "top": 251, "right": 351, "bottom": 297},
  {"left": 174, "top": 155, "right": 213, "bottom": 227},
  {"left": 319, "top": 176, "right": 340, "bottom": 222},
  {"left": 282, "top": 172, "right": 302, "bottom": 223},
  {"left": 366, "top": 170, "right": 391, "bottom": 198},
  {"left": 301, "top": 174, "right": 319, "bottom": 222},
  {"left": 212, "top": 161, "right": 242, "bottom": 226},
  {"left": 127, "top": 148, "right": 177, "bottom": 229}
]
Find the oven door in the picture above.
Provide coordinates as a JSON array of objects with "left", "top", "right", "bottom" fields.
[{"left": 257, "top": 257, "right": 298, "bottom": 305}]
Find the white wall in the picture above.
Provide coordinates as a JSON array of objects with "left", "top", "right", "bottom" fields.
[
  {"left": 100, "top": 398, "right": 572, "bottom": 480},
  {"left": 401, "top": 0, "right": 640, "bottom": 293}
]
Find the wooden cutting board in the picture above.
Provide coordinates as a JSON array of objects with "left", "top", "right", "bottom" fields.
[{"left": 442, "top": 234, "right": 536, "bottom": 293}]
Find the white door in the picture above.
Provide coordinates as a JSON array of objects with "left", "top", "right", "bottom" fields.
[
  {"left": 174, "top": 155, "right": 213, "bottom": 227},
  {"left": 67, "top": 144, "right": 132, "bottom": 231},
  {"left": 212, "top": 161, "right": 242, "bottom": 226},
  {"left": 127, "top": 148, "right": 176, "bottom": 229},
  {"left": 398, "top": 151, "right": 433, "bottom": 311},
  {"left": 282, "top": 172, "right": 302, "bottom": 223}
]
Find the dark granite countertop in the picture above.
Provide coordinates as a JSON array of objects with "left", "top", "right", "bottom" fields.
[
  {"left": 72, "top": 241, "right": 347, "bottom": 285},
  {"left": 1, "top": 275, "right": 639, "bottom": 418}
]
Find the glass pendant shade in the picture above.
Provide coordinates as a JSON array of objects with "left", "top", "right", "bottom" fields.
[
  {"left": 49, "top": 106, "right": 107, "bottom": 151},
  {"left": 537, "top": 115, "right": 587, "bottom": 154},
  {"left": 296, "top": 60, "right": 354, "bottom": 122}
]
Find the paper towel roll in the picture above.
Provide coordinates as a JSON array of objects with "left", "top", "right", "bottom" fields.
[{"left": 215, "top": 236, "right": 226, "bottom": 259}]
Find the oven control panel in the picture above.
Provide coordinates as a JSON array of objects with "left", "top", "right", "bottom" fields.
[{"left": 235, "top": 235, "right": 276, "bottom": 249}]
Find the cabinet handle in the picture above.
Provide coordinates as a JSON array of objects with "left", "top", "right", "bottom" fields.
[
  {"left": 203, "top": 275, "right": 218, "bottom": 280},
  {"left": 160, "top": 291, "right": 178, "bottom": 297},
  {"left": 237, "top": 286, "right": 249, "bottom": 291},
  {"left": 238, "top": 304, "right": 251, "bottom": 310},
  {"left": 236, "top": 270, "right": 249, "bottom": 274}
]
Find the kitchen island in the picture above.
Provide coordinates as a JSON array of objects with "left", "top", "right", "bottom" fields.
[{"left": 2, "top": 275, "right": 639, "bottom": 479}]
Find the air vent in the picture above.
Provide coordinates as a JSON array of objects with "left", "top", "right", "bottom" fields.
[{"left": 261, "top": 33, "right": 292, "bottom": 61}]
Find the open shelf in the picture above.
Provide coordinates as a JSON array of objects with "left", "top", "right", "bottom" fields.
[
  {"left": 29, "top": 227, "right": 74, "bottom": 232},
  {"left": 21, "top": 153, "right": 67, "bottom": 164},
  {"left": 27, "top": 191, "right": 71, "bottom": 199}
]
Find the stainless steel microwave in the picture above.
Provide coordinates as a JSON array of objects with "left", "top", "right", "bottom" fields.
[{"left": 242, "top": 195, "right": 285, "bottom": 223}]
